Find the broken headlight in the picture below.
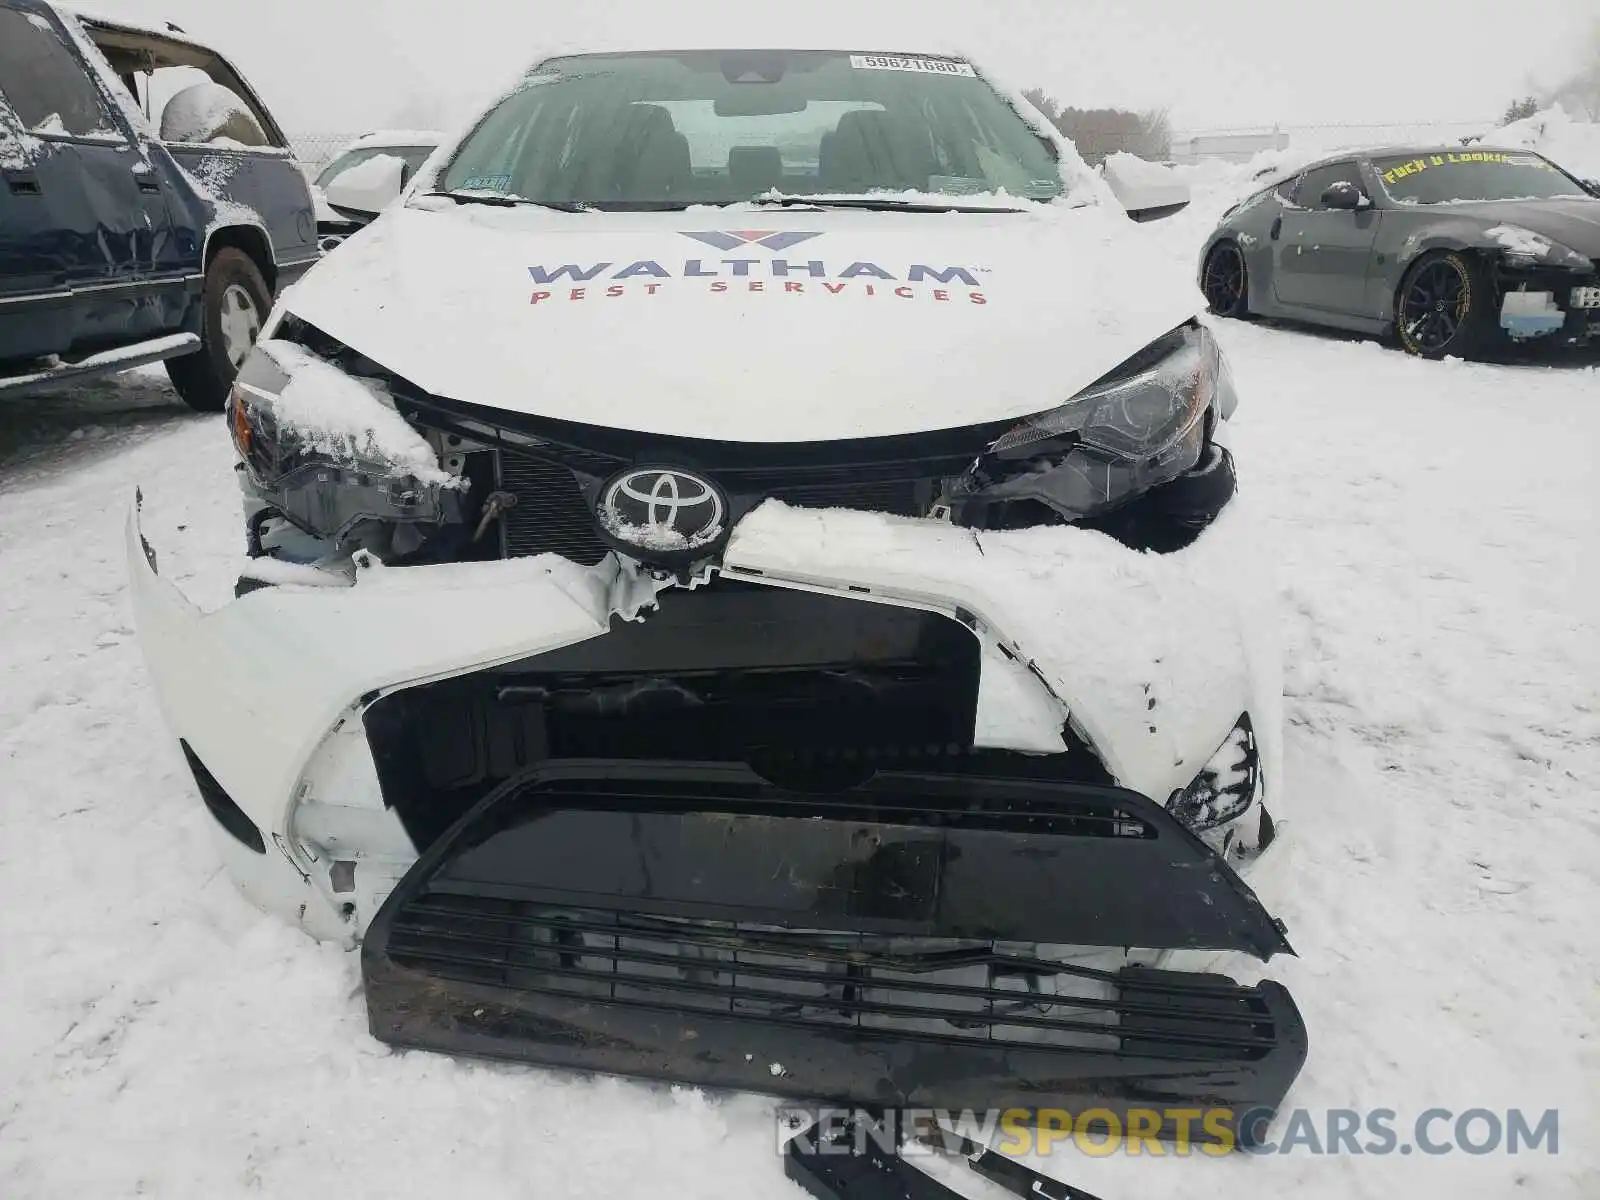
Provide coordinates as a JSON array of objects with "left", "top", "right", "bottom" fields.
[
  {"left": 1167, "top": 713, "right": 1258, "bottom": 834},
  {"left": 227, "top": 343, "right": 469, "bottom": 547},
  {"left": 949, "top": 323, "right": 1234, "bottom": 527}
]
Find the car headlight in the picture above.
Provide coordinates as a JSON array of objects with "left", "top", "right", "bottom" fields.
[
  {"left": 1167, "top": 713, "right": 1259, "bottom": 833},
  {"left": 950, "top": 323, "right": 1235, "bottom": 526},
  {"left": 228, "top": 344, "right": 468, "bottom": 544},
  {"left": 1491, "top": 227, "right": 1593, "bottom": 273},
  {"left": 993, "top": 323, "right": 1222, "bottom": 461}
]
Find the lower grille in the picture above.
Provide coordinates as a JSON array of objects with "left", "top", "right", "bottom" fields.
[
  {"left": 385, "top": 896, "right": 1278, "bottom": 1058},
  {"left": 497, "top": 452, "right": 608, "bottom": 565},
  {"left": 361, "top": 761, "right": 1306, "bottom": 1139}
]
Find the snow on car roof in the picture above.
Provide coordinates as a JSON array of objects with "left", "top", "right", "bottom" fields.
[
  {"left": 340, "top": 130, "right": 446, "bottom": 151},
  {"left": 61, "top": 4, "right": 208, "bottom": 50}
]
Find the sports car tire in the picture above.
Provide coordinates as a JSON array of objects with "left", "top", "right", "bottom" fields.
[
  {"left": 1201, "top": 242, "right": 1252, "bottom": 319},
  {"left": 1394, "top": 250, "right": 1497, "bottom": 360}
]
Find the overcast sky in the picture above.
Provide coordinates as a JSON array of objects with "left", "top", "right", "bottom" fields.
[{"left": 81, "top": 0, "right": 1594, "bottom": 135}]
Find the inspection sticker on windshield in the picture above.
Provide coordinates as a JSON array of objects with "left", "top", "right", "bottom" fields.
[{"left": 849, "top": 55, "right": 976, "bottom": 77}]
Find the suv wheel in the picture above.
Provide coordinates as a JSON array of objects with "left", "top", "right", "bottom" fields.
[{"left": 167, "top": 247, "right": 272, "bottom": 412}]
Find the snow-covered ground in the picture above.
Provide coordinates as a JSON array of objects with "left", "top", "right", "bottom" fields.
[{"left": 3, "top": 178, "right": 1598, "bottom": 1196}]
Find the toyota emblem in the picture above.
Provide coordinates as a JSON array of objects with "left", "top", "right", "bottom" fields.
[{"left": 595, "top": 467, "right": 728, "bottom": 561}]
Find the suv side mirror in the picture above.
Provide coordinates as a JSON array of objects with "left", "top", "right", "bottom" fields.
[
  {"left": 1321, "top": 181, "right": 1371, "bottom": 211},
  {"left": 323, "top": 155, "right": 407, "bottom": 221}
]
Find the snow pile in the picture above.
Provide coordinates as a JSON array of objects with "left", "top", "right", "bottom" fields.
[
  {"left": 158, "top": 81, "right": 263, "bottom": 146},
  {"left": 1472, "top": 104, "right": 1600, "bottom": 179},
  {"left": 256, "top": 340, "right": 458, "bottom": 487}
]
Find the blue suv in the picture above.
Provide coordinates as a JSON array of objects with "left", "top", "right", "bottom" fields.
[{"left": 0, "top": 1, "right": 318, "bottom": 410}]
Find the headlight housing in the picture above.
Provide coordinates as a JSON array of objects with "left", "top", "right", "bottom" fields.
[
  {"left": 1489, "top": 226, "right": 1593, "bottom": 273},
  {"left": 227, "top": 342, "right": 469, "bottom": 546},
  {"left": 992, "top": 323, "right": 1223, "bottom": 461},
  {"left": 1167, "top": 713, "right": 1259, "bottom": 836},
  {"left": 950, "top": 323, "right": 1235, "bottom": 528}
]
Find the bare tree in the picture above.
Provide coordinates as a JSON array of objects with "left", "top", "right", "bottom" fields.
[
  {"left": 1021, "top": 87, "right": 1174, "bottom": 164},
  {"left": 1021, "top": 88, "right": 1061, "bottom": 124},
  {"left": 1052, "top": 106, "right": 1172, "bottom": 164}
]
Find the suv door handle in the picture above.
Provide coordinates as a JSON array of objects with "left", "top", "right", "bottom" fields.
[
  {"left": 4, "top": 168, "right": 41, "bottom": 196},
  {"left": 1269, "top": 216, "right": 1282, "bottom": 241},
  {"left": 131, "top": 166, "right": 161, "bottom": 194}
]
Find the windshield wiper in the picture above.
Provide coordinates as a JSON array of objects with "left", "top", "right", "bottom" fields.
[
  {"left": 748, "top": 195, "right": 1027, "bottom": 213},
  {"left": 423, "top": 191, "right": 591, "bottom": 213}
]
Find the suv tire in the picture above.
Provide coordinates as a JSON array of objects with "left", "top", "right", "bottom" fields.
[{"left": 167, "top": 248, "right": 272, "bottom": 412}]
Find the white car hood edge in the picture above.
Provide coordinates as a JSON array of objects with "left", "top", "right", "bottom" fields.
[{"left": 281, "top": 203, "right": 1202, "bottom": 443}]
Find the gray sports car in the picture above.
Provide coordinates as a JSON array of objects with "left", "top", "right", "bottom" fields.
[{"left": 1198, "top": 147, "right": 1600, "bottom": 358}]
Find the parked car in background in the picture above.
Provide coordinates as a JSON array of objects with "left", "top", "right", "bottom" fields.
[
  {"left": 0, "top": 0, "right": 317, "bottom": 410},
  {"left": 1199, "top": 146, "right": 1600, "bottom": 359},
  {"left": 310, "top": 130, "right": 443, "bottom": 250}
]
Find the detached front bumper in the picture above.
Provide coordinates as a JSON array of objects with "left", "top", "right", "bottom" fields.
[
  {"left": 128, "top": 484, "right": 1285, "bottom": 947},
  {"left": 363, "top": 760, "right": 1306, "bottom": 1145}
]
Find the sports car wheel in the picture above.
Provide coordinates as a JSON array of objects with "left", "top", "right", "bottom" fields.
[
  {"left": 1395, "top": 251, "right": 1495, "bottom": 359},
  {"left": 1201, "top": 242, "right": 1251, "bottom": 319}
]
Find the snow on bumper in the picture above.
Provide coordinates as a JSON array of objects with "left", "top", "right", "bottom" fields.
[{"left": 127, "top": 487, "right": 1281, "bottom": 944}]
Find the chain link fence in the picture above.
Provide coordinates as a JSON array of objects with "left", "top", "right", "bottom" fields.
[{"left": 289, "top": 133, "right": 368, "bottom": 178}]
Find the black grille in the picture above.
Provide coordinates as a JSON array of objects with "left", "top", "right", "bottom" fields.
[
  {"left": 497, "top": 452, "right": 609, "bottom": 565},
  {"left": 386, "top": 896, "right": 1280, "bottom": 1058},
  {"left": 494, "top": 449, "right": 931, "bottom": 564},
  {"left": 771, "top": 478, "right": 925, "bottom": 517}
]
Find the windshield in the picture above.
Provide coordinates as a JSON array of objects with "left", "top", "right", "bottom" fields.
[
  {"left": 1373, "top": 151, "right": 1590, "bottom": 204},
  {"left": 438, "top": 50, "right": 1064, "bottom": 208},
  {"left": 317, "top": 145, "right": 436, "bottom": 188}
]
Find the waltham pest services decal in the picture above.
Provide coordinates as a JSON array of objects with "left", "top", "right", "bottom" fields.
[{"left": 528, "top": 232, "right": 990, "bottom": 307}]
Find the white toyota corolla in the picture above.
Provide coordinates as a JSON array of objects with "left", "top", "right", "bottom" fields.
[{"left": 129, "top": 47, "right": 1304, "bottom": 1141}]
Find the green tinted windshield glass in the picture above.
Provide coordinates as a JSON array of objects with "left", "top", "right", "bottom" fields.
[
  {"left": 1373, "top": 151, "right": 1589, "bottom": 204},
  {"left": 440, "top": 50, "right": 1064, "bottom": 207}
]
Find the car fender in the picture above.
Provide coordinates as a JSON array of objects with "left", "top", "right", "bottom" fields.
[
  {"left": 125, "top": 492, "right": 623, "bottom": 937},
  {"left": 1377, "top": 214, "right": 1554, "bottom": 312}
]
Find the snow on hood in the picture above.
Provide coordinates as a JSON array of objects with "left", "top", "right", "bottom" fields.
[
  {"left": 1452, "top": 200, "right": 1600, "bottom": 257},
  {"left": 280, "top": 203, "right": 1201, "bottom": 443}
]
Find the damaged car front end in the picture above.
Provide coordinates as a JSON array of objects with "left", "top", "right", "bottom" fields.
[{"left": 130, "top": 45, "right": 1303, "bottom": 1141}]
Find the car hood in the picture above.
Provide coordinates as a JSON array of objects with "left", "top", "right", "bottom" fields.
[
  {"left": 278, "top": 202, "right": 1202, "bottom": 443},
  {"left": 1451, "top": 199, "right": 1600, "bottom": 256}
]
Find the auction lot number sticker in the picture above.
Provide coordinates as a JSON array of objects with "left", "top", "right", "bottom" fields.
[{"left": 850, "top": 55, "right": 977, "bottom": 76}]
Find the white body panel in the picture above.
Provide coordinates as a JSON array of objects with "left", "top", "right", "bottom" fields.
[
  {"left": 279, "top": 204, "right": 1202, "bottom": 443},
  {"left": 128, "top": 486, "right": 1283, "bottom": 948}
]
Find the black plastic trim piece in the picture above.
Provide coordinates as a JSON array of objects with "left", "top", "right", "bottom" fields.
[
  {"left": 362, "top": 760, "right": 1305, "bottom": 1136},
  {"left": 180, "top": 740, "right": 265, "bottom": 854}
]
